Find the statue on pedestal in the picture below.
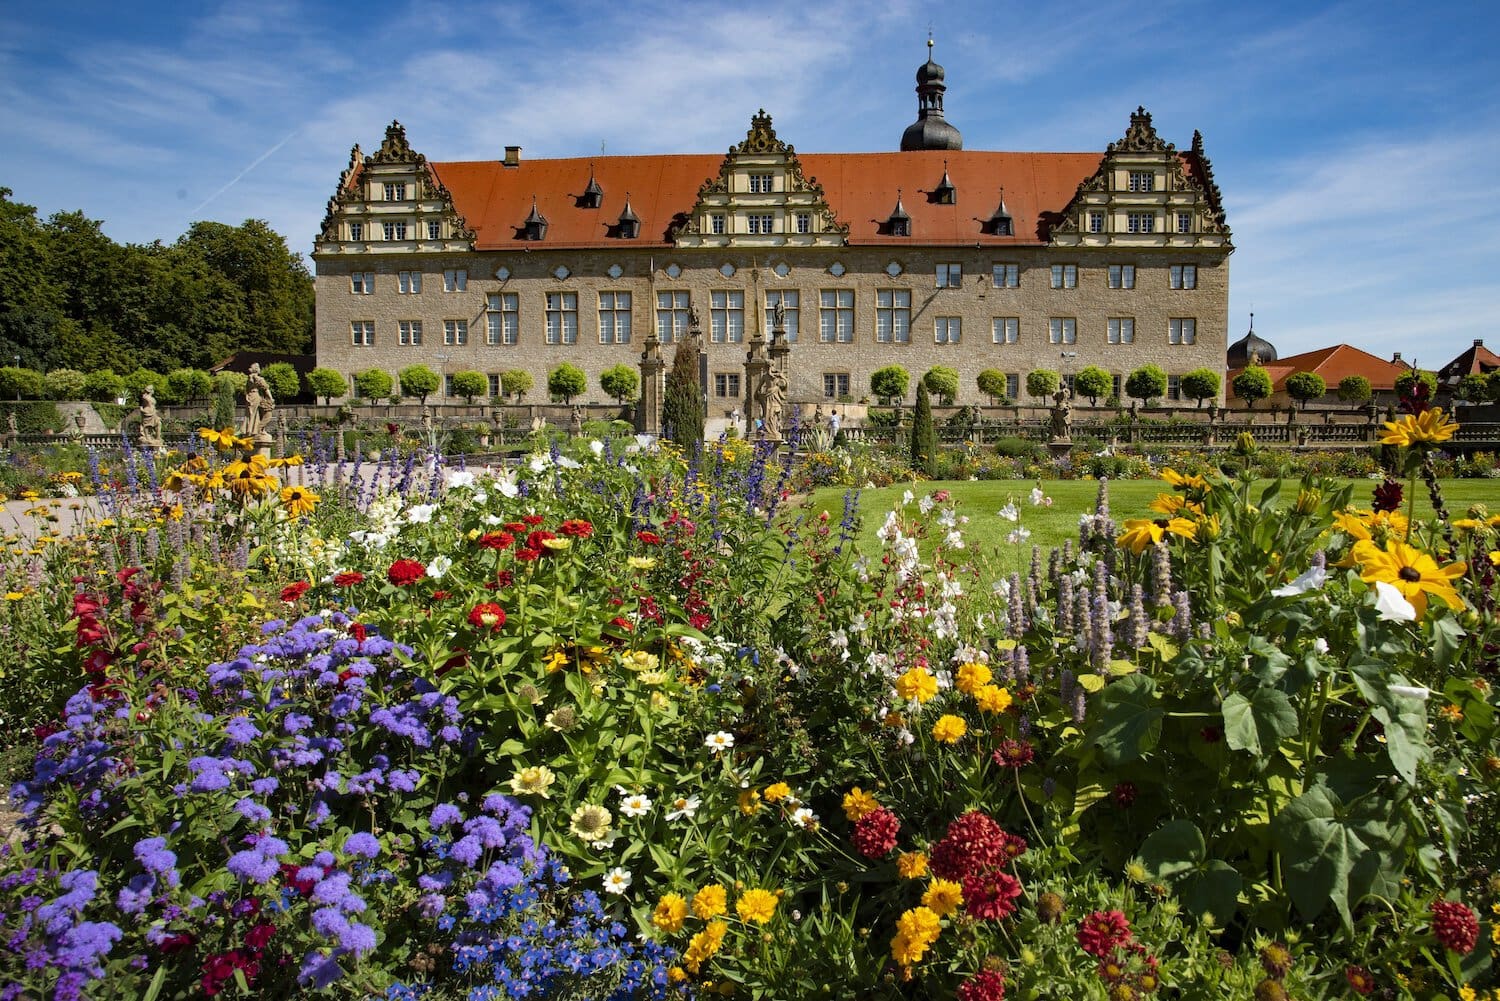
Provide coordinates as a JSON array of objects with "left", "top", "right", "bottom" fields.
[
  {"left": 754, "top": 367, "right": 786, "bottom": 438},
  {"left": 1049, "top": 389, "right": 1073, "bottom": 443},
  {"left": 241, "top": 363, "right": 275, "bottom": 441},
  {"left": 569, "top": 405, "right": 584, "bottom": 437},
  {"left": 138, "top": 385, "right": 163, "bottom": 450}
]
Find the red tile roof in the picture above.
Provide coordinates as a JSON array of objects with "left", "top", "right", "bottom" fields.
[
  {"left": 1228, "top": 343, "right": 1411, "bottom": 396},
  {"left": 1437, "top": 340, "right": 1500, "bottom": 383}
]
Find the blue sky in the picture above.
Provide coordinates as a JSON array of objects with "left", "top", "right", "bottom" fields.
[{"left": 3, "top": 0, "right": 1497, "bottom": 366}]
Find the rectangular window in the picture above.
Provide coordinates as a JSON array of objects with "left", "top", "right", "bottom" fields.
[
  {"left": 934, "top": 317, "right": 961, "bottom": 344},
  {"left": 382, "top": 221, "right": 408, "bottom": 241},
  {"left": 818, "top": 289, "right": 853, "bottom": 343},
  {"left": 443, "top": 269, "right": 467, "bottom": 292},
  {"left": 398, "top": 270, "right": 422, "bottom": 294},
  {"left": 487, "top": 293, "right": 518, "bottom": 345},
  {"left": 992, "top": 317, "right": 1018, "bottom": 344},
  {"left": 1127, "top": 171, "right": 1154, "bottom": 192},
  {"left": 876, "top": 289, "right": 911, "bottom": 343},
  {"left": 747, "top": 214, "right": 775, "bottom": 234},
  {"left": 427, "top": 221, "right": 441, "bottom": 240},
  {"left": 546, "top": 292, "right": 579, "bottom": 344},
  {"left": 713, "top": 373, "right": 742, "bottom": 398},
  {"left": 399, "top": 320, "right": 423, "bottom": 345},
  {"left": 1049, "top": 318, "right": 1077, "bottom": 344},
  {"left": 936, "top": 263, "right": 963, "bottom": 288},
  {"left": 1108, "top": 264, "right": 1136, "bottom": 290},
  {"left": 1088, "top": 212, "right": 1104, "bottom": 234},
  {"left": 1169, "top": 318, "right": 1197, "bottom": 345},
  {"left": 992, "top": 263, "right": 1019, "bottom": 288},
  {"left": 1107, "top": 317, "right": 1135, "bottom": 344},
  {"left": 1170, "top": 264, "right": 1198, "bottom": 290},
  {"left": 748, "top": 173, "right": 773, "bottom": 193},
  {"left": 351, "top": 321, "right": 374, "bottom": 346},
  {"left": 350, "top": 272, "right": 374, "bottom": 294},
  {"left": 1127, "top": 212, "right": 1156, "bottom": 234},
  {"left": 795, "top": 212, "right": 811, "bottom": 234},
  {"left": 384, "top": 182, "right": 406, "bottom": 201},
  {"left": 488, "top": 374, "right": 501, "bottom": 399},
  {"left": 1006, "top": 373, "right": 1020, "bottom": 399},
  {"left": 1167, "top": 375, "right": 1183, "bottom": 401},
  {"left": 444, "top": 374, "right": 455, "bottom": 399},
  {"left": 764, "top": 290, "right": 799, "bottom": 342},
  {"left": 823, "top": 373, "right": 850, "bottom": 399},
  {"left": 599, "top": 291, "right": 632, "bottom": 344},
  {"left": 710, "top": 214, "right": 725, "bottom": 235},
  {"left": 1050, "top": 264, "right": 1077, "bottom": 289},
  {"left": 656, "top": 291, "right": 690, "bottom": 344},
  {"left": 348, "top": 222, "right": 364, "bottom": 241},
  {"left": 443, "top": 319, "right": 468, "bottom": 346},
  {"left": 710, "top": 290, "right": 744, "bottom": 343},
  {"left": 1177, "top": 212, "right": 1193, "bottom": 234}
]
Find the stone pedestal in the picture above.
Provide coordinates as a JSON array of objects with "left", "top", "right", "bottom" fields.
[{"left": 638, "top": 335, "right": 665, "bottom": 435}]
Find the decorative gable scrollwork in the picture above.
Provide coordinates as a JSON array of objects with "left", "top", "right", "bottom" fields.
[{"left": 1107, "top": 107, "right": 1175, "bottom": 155}]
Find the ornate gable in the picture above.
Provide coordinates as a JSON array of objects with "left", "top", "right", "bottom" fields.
[{"left": 672, "top": 111, "right": 848, "bottom": 247}]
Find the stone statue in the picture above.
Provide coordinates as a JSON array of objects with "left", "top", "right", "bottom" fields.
[
  {"left": 1049, "top": 389, "right": 1072, "bottom": 442},
  {"left": 569, "top": 405, "right": 584, "bottom": 437},
  {"left": 773, "top": 298, "right": 787, "bottom": 332},
  {"left": 754, "top": 367, "right": 786, "bottom": 437},
  {"left": 6, "top": 412, "right": 17, "bottom": 437},
  {"left": 241, "top": 363, "right": 275, "bottom": 440},
  {"left": 813, "top": 404, "right": 824, "bottom": 427},
  {"left": 421, "top": 405, "right": 434, "bottom": 432},
  {"left": 138, "top": 385, "right": 163, "bottom": 450}
]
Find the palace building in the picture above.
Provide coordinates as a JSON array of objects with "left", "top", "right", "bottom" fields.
[{"left": 312, "top": 48, "right": 1233, "bottom": 415}]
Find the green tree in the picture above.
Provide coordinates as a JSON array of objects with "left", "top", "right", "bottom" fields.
[
  {"left": 599, "top": 364, "right": 640, "bottom": 404},
  {"left": 661, "top": 339, "right": 703, "bottom": 446},
  {"left": 910, "top": 380, "right": 937, "bottom": 475},
  {"left": 548, "top": 363, "right": 587, "bottom": 404},
  {"left": 166, "top": 368, "right": 213, "bottom": 404},
  {"left": 211, "top": 376, "right": 236, "bottom": 429},
  {"left": 82, "top": 369, "right": 125, "bottom": 403},
  {"left": 1025, "top": 369, "right": 1060, "bottom": 402},
  {"left": 870, "top": 365, "right": 910, "bottom": 405},
  {"left": 1124, "top": 365, "right": 1168, "bottom": 406},
  {"left": 214, "top": 370, "right": 247, "bottom": 396},
  {"left": 450, "top": 370, "right": 488, "bottom": 404},
  {"left": 1074, "top": 365, "right": 1112, "bottom": 406},
  {"left": 0, "top": 188, "right": 65, "bottom": 371},
  {"left": 354, "top": 369, "right": 394, "bottom": 401},
  {"left": 1232, "top": 366, "right": 1273, "bottom": 409},
  {"left": 122, "top": 368, "right": 165, "bottom": 404},
  {"left": 307, "top": 367, "right": 348, "bottom": 406},
  {"left": 976, "top": 369, "right": 1007, "bottom": 405},
  {"left": 1487, "top": 370, "right": 1500, "bottom": 404},
  {"left": 1393, "top": 369, "right": 1438, "bottom": 404},
  {"left": 922, "top": 366, "right": 959, "bottom": 406},
  {"left": 1454, "top": 372, "right": 1491, "bottom": 404},
  {"left": 171, "top": 220, "right": 314, "bottom": 357},
  {"left": 1284, "top": 371, "right": 1327, "bottom": 407},
  {"left": 262, "top": 362, "right": 300, "bottom": 401},
  {"left": 1181, "top": 368, "right": 1222, "bottom": 409},
  {"left": 399, "top": 365, "right": 441, "bottom": 404},
  {"left": 500, "top": 369, "right": 534, "bottom": 404},
  {"left": 1337, "top": 375, "right": 1373, "bottom": 405},
  {"left": 42, "top": 368, "right": 86, "bottom": 401}
]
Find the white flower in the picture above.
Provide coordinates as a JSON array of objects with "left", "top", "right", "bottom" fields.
[
  {"left": 1271, "top": 565, "right": 1328, "bottom": 598},
  {"left": 471, "top": 490, "right": 487, "bottom": 505},
  {"left": 876, "top": 511, "right": 902, "bottom": 544},
  {"left": 998, "top": 502, "right": 1020, "bottom": 522},
  {"left": 665, "top": 795, "right": 701, "bottom": 821},
  {"left": 589, "top": 439, "right": 605, "bottom": 457},
  {"left": 602, "top": 867, "right": 632, "bottom": 895},
  {"left": 902, "top": 489, "right": 915, "bottom": 507},
  {"left": 528, "top": 454, "right": 551, "bottom": 473},
  {"left": 1389, "top": 684, "right": 1431, "bottom": 701},
  {"left": 704, "top": 731, "right": 735, "bottom": 754},
  {"left": 493, "top": 468, "right": 520, "bottom": 499},
  {"left": 447, "top": 471, "right": 476, "bottom": 489},
  {"left": 789, "top": 807, "right": 818, "bottom": 829},
  {"left": 618, "top": 793, "right": 653, "bottom": 817},
  {"left": 405, "top": 504, "right": 438, "bottom": 524},
  {"left": 427, "top": 555, "right": 453, "bottom": 579},
  {"left": 1006, "top": 527, "right": 1031, "bottom": 545},
  {"left": 944, "top": 530, "right": 965, "bottom": 549},
  {"left": 1030, "top": 487, "right": 1048, "bottom": 506},
  {"left": 1313, "top": 638, "right": 1330, "bottom": 655},
  {"left": 556, "top": 455, "right": 582, "bottom": 469},
  {"left": 918, "top": 494, "right": 935, "bottom": 515},
  {"left": 1372, "top": 581, "right": 1417, "bottom": 623}
]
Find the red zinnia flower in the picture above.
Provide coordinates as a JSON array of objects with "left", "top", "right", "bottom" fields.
[
  {"left": 467, "top": 602, "right": 506, "bottom": 631},
  {"left": 851, "top": 807, "right": 901, "bottom": 859},
  {"left": 1344, "top": 966, "right": 1375, "bottom": 995},
  {"left": 504, "top": 521, "right": 528, "bottom": 533},
  {"left": 495, "top": 570, "right": 514, "bottom": 587},
  {"left": 1430, "top": 899, "right": 1479, "bottom": 954},
  {"left": 956, "top": 969, "right": 1006, "bottom": 1001},
  {"left": 930, "top": 810, "right": 1010, "bottom": 880},
  {"left": 1372, "top": 479, "right": 1404, "bottom": 514},
  {"left": 526, "top": 529, "right": 556, "bottom": 552},
  {"left": 522, "top": 514, "right": 545, "bottom": 526},
  {"left": 432, "top": 590, "right": 450, "bottom": 601},
  {"left": 515, "top": 547, "right": 541, "bottom": 562},
  {"left": 334, "top": 571, "right": 365, "bottom": 587},
  {"left": 477, "top": 531, "right": 514, "bottom": 550},
  {"left": 351, "top": 623, "right": 367, "bottom": 644},
  {"left": 387, "top": 559, "right": 427, "bottom": 586},
  {"left": 636, "top": 530, "right": 662, "bottom": 545},
  {"left": 1077, "top": 910, "right": 1133, "bottom": 958},
  {"left": 280, "top": 581, "right": 310, "bottom": 603},
  {"left": 962, "top": 868, "right": 1023, "bottom": 921},
  {"left": 992, "top": 738, "right": 1035, "bottom": 768},
  {"left": 559, "top": 519, "right": 594, "bottom": 538}
]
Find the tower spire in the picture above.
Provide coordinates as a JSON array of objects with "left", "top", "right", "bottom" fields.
[{"left": 900, "top": 36, "right": 962, "bottom": 151}]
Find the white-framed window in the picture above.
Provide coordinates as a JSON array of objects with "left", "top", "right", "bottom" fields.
[
  {"left": 992, "top": 263, "right": 1019, "bottom": 288},
  {"left": 546, "top": 292, "right": 578, "bottom": 344},
  {"left": 819, "top": 289, "right": 853, "bottom": 343},
  {"left": 443, "top": 269, "right": 467, "bottom": 292},
  {"left": 1050, "top": 264, "right": 1077, "bottom": 289},
  {"left": 876, "top": 289, "right": 911, "bottom": 343},
  {"left": 747, "top": 214, "right": 775, "bottom": 234},
  {"left": 714, "top": 372, "right": 741, "bottom": 398},
  {"left": 382, "top": 221, "right": 408, "bottom": 241},
  {"left": 384, "top": 182, "right": 406, "bottom": 201},
  {"left": 748, "top": 173, "right": 774, "bottom": 193},
  {"left": 1049, "top": 317, "right": 1077, "bottom": 344},
  {"left": 936, "top": 263, "right": 963, "bottom": 288},
  {"left": 599, "top": 291, "right": 632, "bottom": 344},
  {"left": 794, "top": 212, "right": 811, "bottom": 234},
  {"left": 350, "top": 272, "right": 375, "bottom": 294},
  {"left": 443, "top": 319, "right": 468, "bottom": 346},
  {"left": 398, "top": 270, "right": 422, "bottom": 294},
  {"left": 1167, "top": 375, "right": 1183, "bottom": 401},
  {"left": 1127, "top": 171, "right": 1154, "bottom": 192},
  {"left": 1108, "top": 264, "right": 1136, "bottom": 290},
  {"left": 1127, "top": 213, "right": 1156, "bottom": 234},
  {"left": 764, "top": 290, "right": 799, "bottom": 342},
  {"left": 656, "top": 291, "right": 690, "bottom": 344},
  {"left": 1006, "top": 373, "right": 1020, "bottom": 399},
  {"left": 710, "top": 290, "right": 744, "bottom": 343},
  {"left": 486, "top": 293, "right": 519, "bottom": 345},
  {"left": 710, "top": 214, "right": 726, "bottom": 235},
  {"left": 1177, "top": 212, "right": 1193, "bottom": 234},
  {"left": 1170, "top": 264, "right": 1198, "bottom": 290},
  {"left": 399, "top": 320, "right": 423, "bottom": 345},
  {"left": 992, "top": 317, "right": 1019, "bottom": 344},
  {"left": 1107, "top": 317, "right": 1135, "bottom": 344},
  {"left": 351, "top": 321, "right": 374, "bottom": 346},
  {"left": 1169, "top": 318, "right": 1197, "bottom": 345},
  {"left": 427, "top": 220, "right": 441, "bottom": 240},
  {"left": 348, "top": 222, "right": 364, "bottom": 241},
  {"left": 1088, "top": 212, "right": 1105, "bottom": 234},
  {"left": 934, "top": 317, "right": 961, "bottom": 344},
  {"left": 823, "top": 373, "right": 851, "bottom": 399}
]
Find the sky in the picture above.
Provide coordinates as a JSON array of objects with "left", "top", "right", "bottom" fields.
[{"left": 2, "top": 0, "right": 1497, "bottom": 367}]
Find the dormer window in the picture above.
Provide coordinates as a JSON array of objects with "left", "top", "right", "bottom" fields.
[
  {"left": 747, "top": 213, "right": 775, "bottom": 235},
  {"left": 886, "top": 191, "right": 911, "bottom": 237},
  {"left": 988, "top": 193, "right": 1013, "bottom": 236},
  {"left": 1127, "top": 171, "right": 1154, "bottom": 192},
  {"left": 933, "top": 165, "right": 956, "bottom": 205},
  {"left": 616, "top": 195, "right": 640, "bottom": 240},
  {"left": 384, "top": 182, "right": 407, "bottom": 201},
  {"left": 382, "top": 221, "right": 408, "bottom": 241},
  {"left": 524, "top": 198, "right": 548, "bottom": 241},
  {"left": 748, "top": 173, "right": 774, "bottom": 193},
  {"left": 581, "top": 167, "right": 604, "bottom": 209}
]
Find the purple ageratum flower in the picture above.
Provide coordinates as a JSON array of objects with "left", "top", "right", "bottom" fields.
[
  {"left": 283, "top": 713, "right": 313, "bottom": 734},
  {"left": 387, "top": 769, "right": 418, "bottom": 793},
  {"left": 340, "top": 921, "right": 377, "bottom": 955},
  {"left": 226, "top": 849, "right": 279, "bottom": 884},
  {"left": 449, "top": 835, "right": 484, "bottom": 867},
  {"left": 234, "top": 798, "right": 271, "bottom": 823},
  {"left": 250, "top": 777, "right": 279, "bottom": 797},
  {"left": 223, "top": 716, "right": 260, "bottom": 747},
  {"left": 429, "top": 804, "right": 463, "bottom": 829},
  {"left": 311, "top": 906, "right": 350, "bottom": 940},
  {"left": 298, "top": 950, "right": 344, "bottom": 990},
  {"left": 418, "top": 893, "right": 446, "bottom": 918},
  {"left": 115, "top": 874, "right": 156, "bottom": 916},
  {"left": 54, "top": 920, "right": 122, "bottom": 975},
  {"left": 133, "top": 838, "right": 176, "bottom": 876},
  {"left": 342, "top": 833, "right": 381, "bottom": 859}
]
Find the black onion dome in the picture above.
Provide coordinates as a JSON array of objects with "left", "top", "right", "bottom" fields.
[{"left": 1227, "top": 315, "right": 1277, "bottom": 368}]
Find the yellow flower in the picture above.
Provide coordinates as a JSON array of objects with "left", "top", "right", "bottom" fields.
[
  {"left": 894, "top": 667, "right": 938, "bottom": 703},
  {"left": 1160, "top": 467, "right": 1210, "bottom": 494},
  {"left": 931, "top": 714, "right": 967, "bottom": 744},
  {"left": 842, "top": 787, "right": 879, "bottom": 822},
  {"left": 267, "top": 454, "right": 305, "bottom": 468},
  {"left": 507, "top": 765, "right": 556, "bottom": 798},
  {"left": 955, "top": 661, "right": 991, "bottom": 694},
  {"left": 921, "top": 879, "right": 964, "bottom": 917},
  {"left": 279, "top": 485, "right": 320, "bottom": 518},
  {"left": 1117, "top": 519, "right": 1164, "bottom": 555},
  {"left": 737, "top": 789, "right": 762, "bottom": 815},
  {"left": 889, "top": 906, "right": 942, "bottom": 968},
  {"left": 567, "top": 803, "right": 613, "bottom": 845},
  {"left": 5, "top": 591, "right": 26, "bottom": 601},
  {"left": 628, "top": 556, "right": 657, "bottom": 571},
  {"left": 197, "top": 427, "right": 238, "bottom": 452},
  {"left": 1147, "top": 493, "right": 1202, "bottom": 518},
  {"left": 668, "top": 966, "right": 687, "bottom": 983},
  {"left": 1458, "top": 986, "right": 1476, "bottom": 1001},
  {"left": 652, "top": 893, "right": 689, "bottom": 934},
  {"left": 974, "top": 684, "right": 1013, "bottom": 714},
  {"left": 540, "top": 536, "right": 572, "bottom": 551},
  {"left": 896, "top": 851, "right": 929, "bottom": 879},
  {"left": 1380, "top": 407, "right": 1458, "bottom": 447},
  {"left": 762, "top": 782, "right": 792, "bottom": 803},
  {"left": 691, "top": 884, "right": 728, "bottom": 920},
  {"left": 1164, "top": 517, "right": 1198, "bottom": 541},
  {"left": 1353, "top": 538, "right": 1466, "bottom": 619},
  {"left": 683, "top": 919, "right": 727, "bottom": 974},
  {"left": 20, "top": 489, "right": 39, "bottom": 500},
  {"left": 735, "top": 888, "right": 779, "bottom": 925}
]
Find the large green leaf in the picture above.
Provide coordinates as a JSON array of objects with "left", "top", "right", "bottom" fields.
[
  {"left": 1222, "top": 687, "right": 1299, "bottom": 758},
  {"left": 1273, "top": 786, "right": 1401, "bottom": 929},
  {"left": 1371, "top": 701, "right": 1429, "bottom": 785},
  {"left": 1140, "top": 819, "right": 1204, "bottom": 880},
  {"left": 1089, "top": 674, "right": 1163, "bottom": 765},
  {"left": 1140, "top": 819, "right": 1243, "bottom": 921}
]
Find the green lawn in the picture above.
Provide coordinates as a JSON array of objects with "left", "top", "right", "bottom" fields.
[{"left": 807, "top": 477, "right": 1498, "bottom": 562}]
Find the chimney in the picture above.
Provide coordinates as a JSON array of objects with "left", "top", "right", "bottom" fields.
[
  {"left": 1391, "top": 352, "right": 1402, "bottom": 362},
  {"left": 503, "top": 146, "right": 521, "bottom": 167},
  {"left": 1475, "top": 339, "right": 1484, "bottom": 347}
]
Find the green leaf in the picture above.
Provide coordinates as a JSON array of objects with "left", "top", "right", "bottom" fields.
[
  {"left": 1244, "top": 635, "right": 1291, "bottom": 685},
  {"left": 1371, "top": 701, "right": 1429, "bottom": 785},
  {"left": 1429, "top": 615, "right": 1466, "bottom": 670},
  {"left": 1139, "top": 819, "right": 1204, "bottom": 881},
  {"left": 1273, "top": 786, "right": 1396, "bottom": 929},
  {"left": 1222, "top": 688, "right": 1299, "bottom": 758},
  {"left": 1177, "top": 861, "right": 1243, "bottom": 925},
  {"left": 1088, "top": 674, "right": 1163, "bottom": 765},
  {"left": 1145, "top": 632, "right": 1179, "bottom": 662}
]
